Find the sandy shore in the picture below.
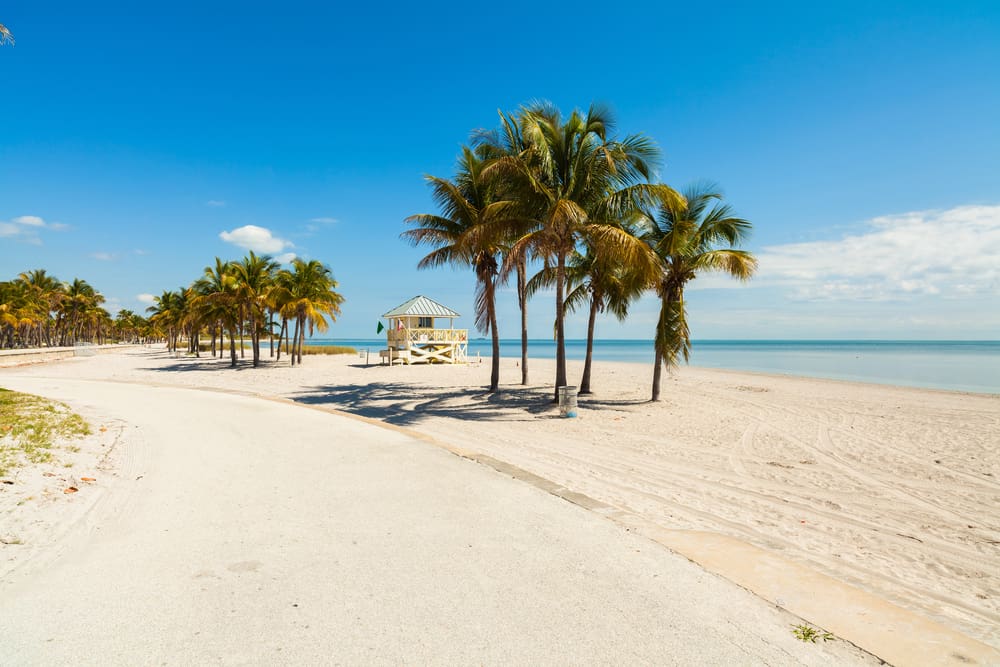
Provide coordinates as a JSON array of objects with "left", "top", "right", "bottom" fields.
[{"left": 3, "top": 347, "right": 999, "bottom": 652}]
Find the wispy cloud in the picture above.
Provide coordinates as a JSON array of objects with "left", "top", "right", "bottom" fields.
[
  {"left": 309, "top": 217, "right": 337, "bottom": 224},
  {"left": 136, "top": 293, "right": 156, "bottom": 304},
  {"left": 207, "top": 200, "right": 226, "bottom": 208},
  {"left": 0, "top": 214, "right": 68, "bottom": 243},
  {"left": 90, "top": 251, "right": 117, "bottom": 261},
  {"left": 754, "top": 204, "right": 1000, "bottom": 301},
  {"left": 275, "top": 252, "right": 297, "bottom": 264},
  {"left": 134, "top": 248, "right": 149, "bottom": 256},
  {"left": 219, "top": 225, "right": 293, "bottom": 254}
]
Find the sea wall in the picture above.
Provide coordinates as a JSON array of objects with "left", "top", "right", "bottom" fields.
[{"left": 0, "top": 345, "right": 139, "bottom": 368}]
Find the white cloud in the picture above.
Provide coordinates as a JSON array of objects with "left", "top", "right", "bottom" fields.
[
  {"left": 275, "top": 252, "right": 297, "bottom": 264},
  {"left": 756, "top": 204, "right": 1000, "bottom": 301},
  {"left": 219, "top": 225, "right": 293, "bottom": 254},
  {"left": 309, "top": 217, "right": 337, "bottom": 224},
  {"left": 136, "top": 293, "right": 156, "bottom": 304},
  {"left": 134, "top": 248, "right": 149, "bottom": 255},
  {"left": 90, "top": 251, "right": 117, "bottom": 261},
  {"left": 207, "top": 200, "right": 226, "bottom": 208},
  {"left": 0, "top": 214, "right": 69, "bottom": 242}
]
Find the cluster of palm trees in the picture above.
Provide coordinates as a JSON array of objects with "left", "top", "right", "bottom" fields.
[
  {"left": 0, "top": 270, "right": 126, "bottom": 348},
  {"left": 406, "top": 102, "right": 756, "bottom": 401},
  {"left": 146, "top": 253, "right": 345, "bottom": 368}
]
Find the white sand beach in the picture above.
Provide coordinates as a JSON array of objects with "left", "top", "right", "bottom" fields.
[{"left": 1, "top": 347, "right": 998, "bottom": 664}]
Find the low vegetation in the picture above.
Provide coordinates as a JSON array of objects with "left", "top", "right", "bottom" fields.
[
  {"left": 0, "top": 388, "right": 91, "bottom": 477},
  {"left": 298, "top": 345, "right": 356, "bottom": 356},
  {"left": 791, "top": 624, "right": 835, "bottom": 643}
]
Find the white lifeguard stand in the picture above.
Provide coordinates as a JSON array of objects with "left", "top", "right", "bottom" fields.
[{"left": 379, "top": 295, "right": 468, "bottom": 365}]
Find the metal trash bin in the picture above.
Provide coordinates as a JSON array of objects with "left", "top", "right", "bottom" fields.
[{"left": 558, "top": 385, "right": 578, "bottom": 418}]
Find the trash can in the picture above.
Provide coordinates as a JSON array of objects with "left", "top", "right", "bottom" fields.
[{"left": 558, "top": 385, "right": 578, "bottom": 418}]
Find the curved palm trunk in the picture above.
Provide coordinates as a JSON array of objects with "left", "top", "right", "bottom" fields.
[
  {"left": 276, "top": 318, "right": 286, "bottom": 361},
  {"left": 579, "top": 288, "right": 600, "bottom": 395},
  {"left": 517, "top": 257, "right": 528, "bottom": 385},
  {"left": 553, "top": 252, "right": 567, "bottom": 403}
]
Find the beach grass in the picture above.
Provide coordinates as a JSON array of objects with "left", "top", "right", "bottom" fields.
[
  {"left": 298, "top": 344, "right": 356, "bottom": 356},
  {"left": 0, "top": 388, "right": 90, "bottom": 477}
]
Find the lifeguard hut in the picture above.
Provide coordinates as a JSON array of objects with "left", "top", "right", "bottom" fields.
[{"left": 380, "top": 295, "right": 468, "bottom": 365}]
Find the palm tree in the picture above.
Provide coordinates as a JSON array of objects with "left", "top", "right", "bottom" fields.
[
  {"left": 18, "top": 269, "right": 62, "bottom": 347},
  {"left": 641, "top": 184, "right": 757, "bottom": 401},
  {"left": 274, "top": 259, "right": 344, "bottom": 366},
  {"left": 193, "top": 258, "right": 241, "bottom": 366},
  {"left": 146, "top": 289, "right": 186, "bottom": 353},
  {"left": 404, "top": 146, "right": 514, "bottom": 392},
  {"left": 231, "top": 252, "right": 278, "bottom": 367},
  {"left": 475, "top": 110, "right": 539, "bottom": 385},
  {"left": 0, "top": 23, "right": 13, "bottom": 46},
  {"left": 492, "top": 102, "right": 667, "bottom": 401},
  {"left": 563, "top": 230, "right": 654, "bottom": 394}
]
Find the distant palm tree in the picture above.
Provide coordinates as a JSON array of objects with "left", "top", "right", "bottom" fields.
[
  {"left": 641, "top": 184, "right": 757, "bottom": 401},
  {"left": 274, "top": 259, "right": 344, "bottom": 366},
  {"left": 404, "top": 146, "right": 514, "bottom": 392},
  {"left": 232, "top": 252, "right": 279, "bottom": 367}
]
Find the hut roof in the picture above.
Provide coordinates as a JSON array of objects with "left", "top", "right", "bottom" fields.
[{"left": 382, "top": 295, "right": 460, "bottom": 319}]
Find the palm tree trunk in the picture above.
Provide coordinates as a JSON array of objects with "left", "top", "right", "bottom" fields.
[
  {"left": 296, "top": 316, "right": 305, "bottom": 365},
  {"left": 651, "top": 347, "right": 663, "bottom": 402},
  {"left": 289, "top": 317, "right": 300, "bottom": 366},
  {"left": 579, "top": 289, "right": 600, "bottom": 395},
  {"left": 487, "top": 275, "right": 500, "bottom": 393},
  {"left": 276, "top": 318, "right": 286, "bottom": 361},
  {"left": 553, "top": 252, "right": 567, "bottom": 403},
  {"left": 517, "top": 257, "right": 528, "bottom": 385},
  {"left": 228, "top": 326, "right": 238, "bottom": 367}
]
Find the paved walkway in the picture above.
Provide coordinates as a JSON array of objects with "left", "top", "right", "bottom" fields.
[{"left": 0, "top": 377, "right": 873, "bottom": 665}]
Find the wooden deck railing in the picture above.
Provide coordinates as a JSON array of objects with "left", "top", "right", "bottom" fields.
[{"left": 387, "top": 328, "right": 468, "bottom": 347}]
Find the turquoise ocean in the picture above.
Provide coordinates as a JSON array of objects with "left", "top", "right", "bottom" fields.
[{"left": 313, "top": 339, "right": 1000, "bottom": 395}]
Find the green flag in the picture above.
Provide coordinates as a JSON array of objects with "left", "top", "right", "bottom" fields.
[{"left": 376, "top": 321, "right": 385, "bottom": 334}]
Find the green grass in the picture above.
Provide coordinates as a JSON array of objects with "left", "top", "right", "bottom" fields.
[
  {"left": 791, "top": 624, "right": 835, "bottom": 643},
  {"left": 0, "top": 388, "right": 91, "bottom": 478},
  {"left": 298, "top": 345, "right": 357, "bottom": 356}
]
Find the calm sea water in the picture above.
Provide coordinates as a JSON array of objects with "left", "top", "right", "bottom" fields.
[{"left": 315, "top": 338, "right": 1000, "bottom": 394}]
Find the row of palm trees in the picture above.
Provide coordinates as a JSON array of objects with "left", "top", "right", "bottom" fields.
[
  {"left": 0, "top": 270, "right": 132, "bottom": 349},
  {"left": 406, "top": 102, "right": 757, "bottom": 401},
  {"left": 146, "top": 254, "right": 345, "bottom": 368}
]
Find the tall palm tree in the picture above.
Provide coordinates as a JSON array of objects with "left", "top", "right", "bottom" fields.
[
  {"left": 193, "top": 258, "right": 241, "bottom": 366},
  {"left": 231, "top": 252, "right": 278, "bottom": 367},
  {"left": 563, "top": 229, "right": 654, "bottom": 394},
  {"left": 491, "top": 102, "right": 668, "bottom": 401},
  {"left": 475, "top": 110, "right": 538, "bottom": 385},
  {"left": 274, "top": 259, "right": 344, "bottom": 366},
  {"left": 641, "top": 184, "right": 757, "bottom": 401},
  {"left": 404, "top": 146, "right": 514, "bottom": 392},
  {"left": 18, "top": 269, "right": 62, "bottom": 347}
]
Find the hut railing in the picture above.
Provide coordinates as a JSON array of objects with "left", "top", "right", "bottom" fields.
[{"left": 387, "top": 328, "right": 468, "bottom": 347}]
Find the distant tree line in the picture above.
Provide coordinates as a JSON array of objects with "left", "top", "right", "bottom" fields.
[
  {"left": 0, "top": 269, "right": 148, "bottom": 348},
  {"left": 1, "top": 255, "right": 344, "bottom": 369},
  {"left": 146, "top": 253, "right": 344, "bottom": 368},
  {"left": 406, "top": 101, "right": 757, "bottom": 401}
]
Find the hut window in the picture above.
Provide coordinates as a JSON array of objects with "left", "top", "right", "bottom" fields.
[{"left": 418, "top": 317, "right": 433, "bottom": 328}]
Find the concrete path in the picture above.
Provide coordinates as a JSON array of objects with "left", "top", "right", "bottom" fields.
[{"left": 0, "top": 377, "right": 874, "bottom": 665}]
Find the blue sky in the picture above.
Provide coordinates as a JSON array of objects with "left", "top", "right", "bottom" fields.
[{"left": 2, "top": 1, "right": 998, "bottom": 339}]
